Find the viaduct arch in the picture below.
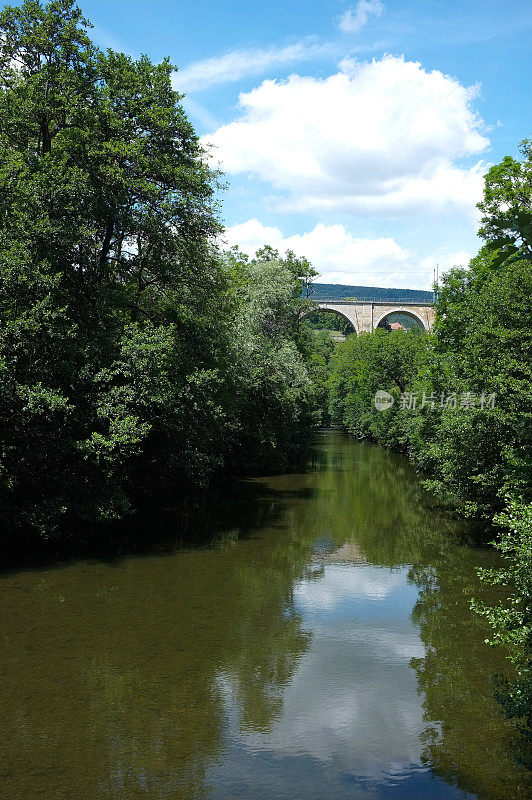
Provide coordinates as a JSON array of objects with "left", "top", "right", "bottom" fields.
[{"left": 315, "top": 300, "right": 436, "bottom": 335}]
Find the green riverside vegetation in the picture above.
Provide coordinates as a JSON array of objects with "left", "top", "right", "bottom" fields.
[
  {"left": 326, "top": 144, "right": 532, "bottom": 737},
  {"left": 0, "top": 0, "right": 319, "bottom": 536},
  {"left": 0, "top": 0, "right": 530, "bottom": 744}
]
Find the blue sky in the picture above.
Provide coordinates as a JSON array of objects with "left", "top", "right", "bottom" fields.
[{"left": 81, "top": 0, "right": 532, "bottom": 287}]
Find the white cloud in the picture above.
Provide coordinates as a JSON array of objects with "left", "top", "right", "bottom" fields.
[
  {"left": 204, "top": 55, "right": 489, "bottom": 217},
  {"left": 339, "top": 0, "right": 384, "bottom": 34},
  {"left": 224, "top": 218, "right": 286, "bottom": 253},
  {"left": 294, "top": 564, "right": 405, "bottom": 608},
  {"left": 215, "top": 563, "right": 426, "bottom": 779},
  {"left": 223, "top": 218, "right": 470, "bottom": 288},
  {"left": 173, "top": 40, "right": 338, "bottom": 93}
]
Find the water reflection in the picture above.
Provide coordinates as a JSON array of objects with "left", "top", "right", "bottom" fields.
[
  {"left": 218, "top": 564, "right": 423, "bottom": 772},
  {"left": 1, "top": 432, "right": 531, "bottom": 799}
]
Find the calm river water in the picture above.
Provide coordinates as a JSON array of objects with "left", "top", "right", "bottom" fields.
[{"left": 2, "top": 431, "right": 531, "bottom": 800}]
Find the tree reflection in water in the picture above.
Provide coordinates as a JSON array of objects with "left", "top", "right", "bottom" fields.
[{"left": 2, "top": 432, "right": 531, "bottom": 800}]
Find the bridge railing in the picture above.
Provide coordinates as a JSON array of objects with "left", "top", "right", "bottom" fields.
[{"left": 314, "top": 297, "right": 436, "bottom": 305}]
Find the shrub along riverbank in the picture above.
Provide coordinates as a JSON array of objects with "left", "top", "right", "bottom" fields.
[
  {"left": 326, "top": 145, "right": 532, "bottom": 736},
  {"left": 0, "top": 0, "right": 322, "bottom": 538}
]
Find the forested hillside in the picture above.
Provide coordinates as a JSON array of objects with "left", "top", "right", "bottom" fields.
[{"left": 307, "top": 284, "right": 433, "bottom": 302}]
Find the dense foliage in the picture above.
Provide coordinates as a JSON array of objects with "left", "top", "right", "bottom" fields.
[
  {"left": 473, "top": 499, "right": 532, "bottom": 736},
  {"left": 328, "top": 143, "right": 532, "bottom": 735},
  {"left": 328, "top": 326, "right": 430, "bottom": 446},
  {"left": 478, "top": 139, "right": 532, "bottom": 267},
  {"left": 0, "top": 0, "right": 319, "bottom": 537},
  {"left": 304, "top": 309, "right": 355, "bottom": 337}
]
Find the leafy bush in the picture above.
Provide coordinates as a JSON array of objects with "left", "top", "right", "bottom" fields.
[
  {"left": 0, "top": 1, "right": 320, "bottom": 537},
  {"left": 473, "top": 498, "right": 532, "bottom": 736}
]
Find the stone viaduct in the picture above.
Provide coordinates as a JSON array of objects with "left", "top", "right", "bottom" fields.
[{"left": 316, "top": 300, "right": 436, "bottom": 334}]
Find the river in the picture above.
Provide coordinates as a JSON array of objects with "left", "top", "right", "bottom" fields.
[{"left": 1, "top": 431, "right": 531, "bottom": 800}]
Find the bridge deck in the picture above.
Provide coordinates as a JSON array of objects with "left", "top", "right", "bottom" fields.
[{"left": 317, "top": 298, "right": 435, "bottom": 306}]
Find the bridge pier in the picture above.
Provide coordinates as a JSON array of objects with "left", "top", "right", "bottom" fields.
[{"left": 316, "top": 300, "right": 436, "bottom": 334}]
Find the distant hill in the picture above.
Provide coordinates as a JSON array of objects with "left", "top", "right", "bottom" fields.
[{"left": 305, "top": 284, "right": 433, "bottom": 302}]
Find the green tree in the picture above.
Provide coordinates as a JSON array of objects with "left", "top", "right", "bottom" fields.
[
  {"left": 222, "top": 246, "right": 318, "bottom": 470},
  {"left": 478, "top": 139, "right": 532, "bottom": 267},
  {"left": 0, "top": 2, "right": 320, "bottom": 537},
  {"left": 473, "top": 499, "right": 532, "bottom": 737},
  {"left": 303, "top": 310, "right": 355, "bottom": 337},
  {"left": 416, "top": 251, "right": 532, "bottom": 518},
  {"left": 323, "top": 139, "right": 532, "bottom": 736},
  {"left": 328, "top": 328, "right": 430, "bottom": 447},
  {"left": 0, "top": 0, "right": 225, "bottom": 533}
]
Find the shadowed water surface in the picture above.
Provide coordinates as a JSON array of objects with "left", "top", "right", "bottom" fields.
[{"left": 2, "top": 431, "right": 531, "bottom": 799}]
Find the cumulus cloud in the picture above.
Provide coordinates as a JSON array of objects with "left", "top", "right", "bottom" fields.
[
  {"left": 339, "top": 0, "right": 384, "bottom": 34},
  {"left": 204, "top": 55, "right": 489, "bottom": 217},
  {"left": 223, "top": 218, "right": 470, "bottom": 288}
]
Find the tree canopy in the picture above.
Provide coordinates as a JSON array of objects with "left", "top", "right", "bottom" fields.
[
  {"left": 0, "top": 0, "right": 321, "bottom": 536},
  {"left": 478, "top": 139, "right": 532, "bottom": 267}
]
